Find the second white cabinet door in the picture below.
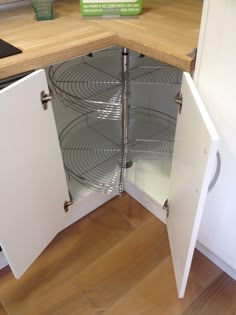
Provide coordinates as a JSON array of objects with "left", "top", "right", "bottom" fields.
[{"left": 167, "top": 72, "right": 219, "bottom": 297}]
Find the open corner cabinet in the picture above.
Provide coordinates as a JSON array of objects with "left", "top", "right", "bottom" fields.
[{"left": 0, "top": 46, "right": 219, "bottom": 298}]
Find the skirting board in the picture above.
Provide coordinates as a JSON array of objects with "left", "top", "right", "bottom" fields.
[{"left": 196, "top": 241, "right": 236, "bottom": 281}]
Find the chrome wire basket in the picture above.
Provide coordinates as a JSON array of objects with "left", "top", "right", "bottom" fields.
[
  {"left": 59, "top": 107, "right": 176, "bottom": 194},
  {"left": 49, "top": 47, "right": 182, "bottom": 120}
]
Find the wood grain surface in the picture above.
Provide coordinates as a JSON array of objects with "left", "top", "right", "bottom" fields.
[
  {"left": 0, "top": 0, "right": 202, "bottom": 79},
  {"left": 0, "top": 193, "right": 235, "bottom": 315},
  {"left": 0, "top": 301, "right": 7, "bottom": 315}
]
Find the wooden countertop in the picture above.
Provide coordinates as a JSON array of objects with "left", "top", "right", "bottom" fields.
[{"left": 0, "top": 0, "right": 202, "bottom": 79}]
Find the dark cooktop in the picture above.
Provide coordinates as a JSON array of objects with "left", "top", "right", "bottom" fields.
[{"left": 0, "top": 39, "right": 22, "bottom": 58}]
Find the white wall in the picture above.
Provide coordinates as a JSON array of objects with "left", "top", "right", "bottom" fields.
[{"left": 195, "top": 0, "right": 236, "bottom": 270}]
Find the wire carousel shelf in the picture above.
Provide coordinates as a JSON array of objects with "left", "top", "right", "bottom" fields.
[
  {"left": 59, "top": 107, "right": 176, "bottom": 194},
  {"left": 49, "top": 47, "right": 181, "bottom": 194},
  {"left": 49, "top": 48, "right": 182, "bottom": 120}
]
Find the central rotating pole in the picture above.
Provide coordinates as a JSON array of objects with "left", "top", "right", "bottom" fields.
[
  {"left": 122, "top": 47, "right": 129, "bottom": 157},
  {"left": 119, "top": 47, "right": 132, "bottom": 194}
]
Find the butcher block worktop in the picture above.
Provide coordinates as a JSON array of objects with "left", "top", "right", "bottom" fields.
[{"left": 0, "top": 0, "right": 202, "bottom": 79}]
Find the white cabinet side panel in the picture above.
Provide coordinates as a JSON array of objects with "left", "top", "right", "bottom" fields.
[{"left": 194, "top": 0, "right": 236, "bottom": 270}]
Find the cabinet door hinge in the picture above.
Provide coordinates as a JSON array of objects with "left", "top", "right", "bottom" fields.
[
  {"left": 175, "top": 92, "right": 183, "bottom": 114},
  {"left": 40, "top": 87, "right": 53, "bottom": 110},
  {"left": 163, "top": 199, "right": 169, "bottom": 218},
  {"left": 64, "top": 191, "right": 73, "bottom": 213}
]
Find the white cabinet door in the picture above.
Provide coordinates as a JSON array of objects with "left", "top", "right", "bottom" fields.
[
  {"left": 0, "top": 70, "right": 69, "bottom": 279},
  {"left": 167, "top": 72, "right": 219, "bottom": 298}
]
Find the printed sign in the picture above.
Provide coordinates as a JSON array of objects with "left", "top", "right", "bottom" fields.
[{"left": 80, "top": 0, "right": 142, "bottom": 16}]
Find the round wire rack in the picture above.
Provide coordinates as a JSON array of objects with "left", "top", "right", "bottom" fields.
[
  {"left": 128, "top": 106, "right": 176, "bottom": 156},
  {"left": 49, "top": 48, "right": 182, "bottom": 120},
  {"left": 60, "top": 114, "right": 122, "bottom": 194},
  {"left": 60, "top": 107, "right": 176, "bottom": 194}
]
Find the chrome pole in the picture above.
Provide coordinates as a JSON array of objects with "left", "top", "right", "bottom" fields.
[
  {"left": 122, "top": 47, "right": 129, "bottom": 157},
  {"left": 119, "top": 47, "right": 132, "bottom": 194}
]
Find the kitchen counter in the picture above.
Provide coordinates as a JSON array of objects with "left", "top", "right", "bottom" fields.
[{"left": 0, "top": 0, "right": 202, "bottom": 79}]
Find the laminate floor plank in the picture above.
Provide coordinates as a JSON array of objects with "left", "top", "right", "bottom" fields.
[
  {"left": 2, "top": 279, "right": 97, "bottom": 315},
  {"left": 0, "top": 194, "right": 234, "bottom": 315},
  {"left": 112, "top": 193, "right": 153, "bottom": 228},
  {"left": 188, "top": 249, "right": 222, "bottom": 288},
  {"left": 103, "top": 250, "right": 222, "bottom": 315},
  {"left": 182, "top": 272, "right": 236, "bottom": 315},
  {"left": 74, "top": 217, "right": 169, "bottom": 311},
  {"left": 38, "top": 287, "right": 97, "bottom": 315},
  {"left": 0, "top": 301, "right": 7, "bottom": 315},
  {"left": 0, "top": 198, "right": 134, "bottom": 314}
]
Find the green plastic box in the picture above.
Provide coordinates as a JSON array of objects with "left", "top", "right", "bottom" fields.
[{"left": 80, "top": 0, "right": 142, "bottom": 16}]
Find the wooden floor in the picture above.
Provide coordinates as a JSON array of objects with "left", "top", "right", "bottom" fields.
[{"left": 0, "top": 193, "right": 235, "bottom": 315}]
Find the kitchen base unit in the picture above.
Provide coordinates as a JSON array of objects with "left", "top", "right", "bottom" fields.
[{"left": 0, "top": 47, "right": 219, "bottom": 298}]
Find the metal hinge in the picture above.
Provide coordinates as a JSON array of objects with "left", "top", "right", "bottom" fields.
[
  {"left": 175, "top": 92, "right": 183, "bottom": 114},
  {"left": 163, "top": 199, "right": 169, "bottom": 218},
  {"left": 64, "top": 191, "right": 73, "bottom": 213},
  {"left": 40, "top": 87, "right": 53, "bottom": 110}
]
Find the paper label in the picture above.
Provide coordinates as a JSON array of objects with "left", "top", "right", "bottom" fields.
[{"left": 80, "top": 0, "right": 142, "bottom": 16}]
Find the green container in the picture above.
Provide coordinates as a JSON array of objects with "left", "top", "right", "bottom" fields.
[
  {"left": 31, "top": 0, "right": 54, "bottom": 21},
  {"left": 80, "top": 0, "right": 142, "bottom": 16}
]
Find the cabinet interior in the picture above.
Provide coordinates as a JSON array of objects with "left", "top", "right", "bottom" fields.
[{"left": 47, "top": 46, "right": 182, "bottom": 207}]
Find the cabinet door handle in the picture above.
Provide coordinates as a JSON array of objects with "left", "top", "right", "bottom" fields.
[{"left": 208, "top": 151, "right": 221, "bottom": 193}]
